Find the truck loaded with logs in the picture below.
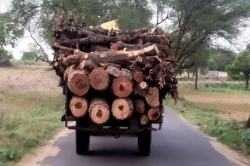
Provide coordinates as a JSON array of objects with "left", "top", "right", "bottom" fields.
[{"left": 52, "top": 17, "right": 179, "bottom": 156}]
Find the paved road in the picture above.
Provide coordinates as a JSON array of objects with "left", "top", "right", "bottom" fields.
[{"left": 37, "top": 108, "right": 233, "bottom": 166}]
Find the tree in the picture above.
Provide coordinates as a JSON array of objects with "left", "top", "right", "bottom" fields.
[
  {"left": 183, "top": 46, "right": 212, "bottom": 89},
  {"left": 247, "top": 43, "right": 250, "bottom": 53},
  {"left": 0, "top": 12, "right": 23, "bottom": 61},
  {"left": 21, "top": 52, "right": 36, "bottom": 61},
  {"left": 226, "top": 51, "right": 250, "bottom": 90},
  {"left": 10, "top": 0, "right": 153, "bottom": 45},
  {"left": 28, "top": 43, "right": 48, "bottom": 61},
  {"left": 209, "top": 50, "right": 236, "bottom": 71},
  {"left": 0, "top": 49, "right": 13, "bottom": 61},
  {"left": 154, "top": 0, "right": 250, "bottom": 72}
]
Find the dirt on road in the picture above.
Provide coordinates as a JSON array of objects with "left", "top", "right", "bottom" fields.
[
  {"left": 179, "top": 88, "right": 250, "bottom": 120},
  {"left": 0, "top": 66, "right": 61, "bottom": 93}
]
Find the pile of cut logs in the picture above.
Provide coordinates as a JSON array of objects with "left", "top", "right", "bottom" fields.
[{"left": 51, "top": 17, "right": 178, "bottom": 125}]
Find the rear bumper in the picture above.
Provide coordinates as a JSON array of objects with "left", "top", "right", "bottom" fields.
[{"left": 65, "top": 117, "right": 163, "bottom": 136}]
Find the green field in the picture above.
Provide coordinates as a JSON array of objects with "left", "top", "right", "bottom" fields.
[
  {"left": 0, "top": 92, "right": 64, "bottom": 166},
  {"left": 180, "top": 81, "right": 250, "bottom": 94}
]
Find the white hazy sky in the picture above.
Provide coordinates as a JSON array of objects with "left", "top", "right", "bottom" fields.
[{"left": 1, "top": 0, "right": 250, "bottom": 60}]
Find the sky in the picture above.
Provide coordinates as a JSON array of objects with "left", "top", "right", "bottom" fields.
[{"left": 1, "top": 0, "right": 250, "bottom": 61}]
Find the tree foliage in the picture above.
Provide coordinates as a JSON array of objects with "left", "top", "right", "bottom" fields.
[
  {"left": 0, "top": 12, "right": 23, "bottom": 61},
  {"left": 226, "top": 51, "right": 250, "bottom": 90},
  {"left": 156, "top": 0, "right": 250, "bottom": 71},
  {"left": 209, "top": 50, "right": 236, "bottom": 71},
  {"left": 0, "top": 49, "right": 13, "bottom": 61},
  {"left": 28, "top": 43, "right": 48, "bottom": 61},
  {"left": 21, "top": 52, "right": 36, "bottom": 61},
  {"left": 10, "top": 0, "right": 153, "bottom": 45}
]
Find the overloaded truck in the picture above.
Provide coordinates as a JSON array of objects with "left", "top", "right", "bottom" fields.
[{"left": 52, "top": 17, "right": 179, "bottom": 156}]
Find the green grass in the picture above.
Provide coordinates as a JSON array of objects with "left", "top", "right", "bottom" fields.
[
  {"left": 164, "top": 97, "right": 247, "bottom": 153},
  {"left": 0, "top": 92, "right": 64, "bottom": 166},
  {"left": 181, "top": 81, "right": 250, "bottom": 94}
]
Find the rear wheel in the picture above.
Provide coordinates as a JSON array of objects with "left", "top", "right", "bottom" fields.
[
  {"left": 138, "top": 125, "right": 151, "bottom": 156},
  {"left": 76, "top": 120, "right": 90, "bottom": 155}
]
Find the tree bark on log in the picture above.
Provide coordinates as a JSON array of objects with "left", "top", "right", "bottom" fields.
[
  {"left": 140, "top": 114, "right": 148, "bottom": 125},
  {"left": 89, "top": 67, "right": 110, "bottom": 91},
  {"left": 64, "top": 65, "right": 75, "bottom": 81},
  {"left": 111, "top": 98, "right": 134, "bottom": 120},
  {"left": 112, "top": 76, "right": 133, "bottom": 98},
  {"left": 90, "top": 45, "right": 109, "bottom": 52},
  {"left": 147, "top": 107, "right": 161, "bottom": 121},
  {"left": 53, "top": 26, "right": 108, "bottom": 39},
  {"left": 145, "top": 87, "right": 160, "bottom": 107},
  {"left": 120, "top": 68, "right": 133, "bottom": 80},
  {"left": 79, "top": 59, "right": 98, "bottom": 73},
  {"left": 118, "top": 27, "right": 148, "bottom": 36},
  {"left": 135, "top": 99, "right": 145, "bottom": 114},
  {"left": 69, "top": 96, "right": 88, "bottom": 117},
  {"left": 68, "top": 70, "right": 90, "bottom": 96},
  {"left": 131, "top": 64, "right": 144, "bottom": 83},
  {"left": 106, "top": 66, "right": 121, "bottom": 77},
  {"left": 58, "top": 35, "right": 168, "bottom": 47},
  {"left": 111, "top": 41, "right": 170, "bottom": 56},
  {"left": 65, "top": 45, "right": 159, "bottom": 66},
  {"left": 89, "top": 97, "right": 110, "bottom": 125},
  {"left": 133, "top": 81, "right": 148, "bottom": 97},
  {"left": 58, "top": 35, "right": 131, "bottom": 46}
]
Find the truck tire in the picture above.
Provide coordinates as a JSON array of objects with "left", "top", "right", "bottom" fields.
[
  {"left": 138, "top": 127, "right": 151, "bottom": 156},
  {"left": 76, "top": 120, "right": 90, "bottom": 155}
]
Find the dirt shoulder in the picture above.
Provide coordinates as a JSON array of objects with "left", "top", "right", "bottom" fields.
[{"left": 0, "top": 66, "right": 61, "bottom": 93}]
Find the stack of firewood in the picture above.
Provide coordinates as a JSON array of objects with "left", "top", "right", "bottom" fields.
[{"left": 51, "top": 17, "right": 178, "bottom": 125}]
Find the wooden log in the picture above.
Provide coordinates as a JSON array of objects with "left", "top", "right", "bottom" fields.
[
  {"left": 133, "top": 81, "right": 148, "bottom": 97},
  {"left": 53, "top": 26, "right": 108, "bottom": 39},
  {"left": 120, "top": 68, "right": 133, "bottom": 80},
  {"left": 58, "top": 35, "right": 131, "bottom": 46},
  {"left": 68, "top": 70, "right": 90, "bottom": 96},
  {"left": 131, "top": 64, "right": 144, "bottom": 83},
  {"left": 118, "top": 27, "right": 148, "bottom": 36},
  {"left": 90, "top": 45, "right": 109, "bottom": 52},
  {"left": 145, "top": 87, "right": 160, "bottom": 107},
  {"left": 106, "top": 66, "right": 121, "bottom": 77},
  {"left": 135, "top": 99, "right": 145, "bottom": 114},
  {"left": 69, "top": 96, "right": 88, "bottom": 117},
  {"left": 58, "top": 34, "right": 169, "bottom": 48},
  {"left": 79, "top": 59, "right": 98, "bottom": 73},
  {"left": 111, "top": 98, "right": 134, "bottom": 120},
  {"left": 89, "top": 67, "right": 110, "bottom": 91},
  {"left": 65, "top": 45, "right": 159, "bottom": 66},
  {"left": 64, "top": 65, "right": 75, "bottom": 81},
  {"left": 89, "top": 97, "right": 110, "bottom": 125},
  {"left": 148, "top": 107, "right": 161, "bottom": 121},
  {"left": 140, "top": 114, "right": 148, "bottom": 125},
  {"left": 112, "top": 76, "right": 133, "bottom": 98},
  {"left": 111, "top": 41, "right": 170, "bottom": 56}
]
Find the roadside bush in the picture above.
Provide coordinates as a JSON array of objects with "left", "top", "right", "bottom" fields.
[
  {"left": 242, "top": 130, "right": 250, "bottom": 153},
  {"left": 24, "top": 138, "right": 39, "bottom": 148},
  {"left": 213, "top": 118, "right": 225, "bottom": 135},
  {"left": 0, "top": 149, "right": 20, "bottom": 162}
]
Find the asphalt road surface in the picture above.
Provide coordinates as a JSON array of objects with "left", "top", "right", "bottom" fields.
[{"left": 37, "top": 107, "right": 234, "bottom": 166}]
